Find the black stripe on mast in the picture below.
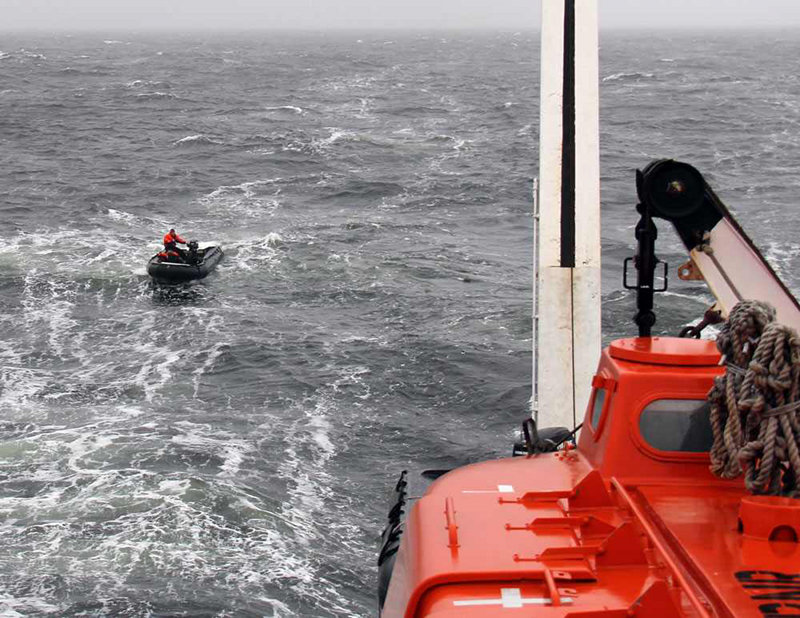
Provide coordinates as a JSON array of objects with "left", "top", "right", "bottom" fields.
[{"left": 560, "top": 0, "right": 576, "bottom": 267}]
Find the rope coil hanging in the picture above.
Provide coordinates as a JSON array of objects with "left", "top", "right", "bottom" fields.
[{"left": 708, "top": 300, "right": 800, "bottom": 497}]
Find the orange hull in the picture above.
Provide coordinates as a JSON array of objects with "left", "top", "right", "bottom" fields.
[{"left": 379, "top": 337, "right": 800, "bottom": 617}]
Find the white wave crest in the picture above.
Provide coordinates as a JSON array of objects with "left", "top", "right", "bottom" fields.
[
  {"left": 0, "top": 595, "right": 60, "bottom": 616},
  {"left": 19, "top": 49, "right": 46, "bottom": 60},
  {"left": 201, "top": 179, "right": 282, "bottom": 219},
  {"left": 311, "top": 129, "right": 355, "bottom": 151},
  {"left": 320, "top": 129, "right": 351, "bottom": 146},
  {"left": 173, "top": 134, "right": 221, "bottom": 146},
  {"left": 204, "top": 179, "right": 281, "bottom": 200},
  {"left": 191, "top": 314, "right": 227, "bottom": 398},
  {"left": 105, "top": 208, "right": 139, "bottom": 225},
  {"left": 602, "top": 71, "right": 654, "bottom": 82},
  {"left": 0, "top": 365, "right": 50, "bottom": 409},
  {"left": 126, "top": 80, "right": 171, "bottom": 94},
  {"left": 264, "top": 105, "right": 304, "bottom": 114},
  {"left": 226, "top": 234, "right": 284, "bottom": 272},
  {"left": 136, "top": 92, "right": 175, "bottom": 100},
  {"left": 277, "top": 397, "right": 337, "bottom": 543}
]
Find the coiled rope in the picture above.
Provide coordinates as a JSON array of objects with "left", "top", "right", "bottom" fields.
[{"left": 708, "top": 300, "right": 800, "bottom": 496}]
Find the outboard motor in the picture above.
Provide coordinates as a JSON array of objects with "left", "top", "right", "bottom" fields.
[{"left": 187, "top": 240, "right": 199, "bottom": 265}]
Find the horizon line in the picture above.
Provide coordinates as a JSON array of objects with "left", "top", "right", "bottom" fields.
[{"left": 2, "top": 25, "right": 800, "bottom": 34}]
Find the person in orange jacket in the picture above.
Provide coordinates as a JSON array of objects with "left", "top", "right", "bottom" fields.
[
  {"left": 163, "top": 228, "right": 188, "bottom": 260},
  {"left": 157, "top": 248, "right": 182, "bottom": 263}
]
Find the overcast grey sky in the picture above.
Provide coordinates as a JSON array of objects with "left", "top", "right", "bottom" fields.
[{"left": 4, "top": 0, "right": 800, "bottom": 31}]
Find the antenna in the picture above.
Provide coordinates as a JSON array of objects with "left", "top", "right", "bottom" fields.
[{"left": 532, "top": 177, "right": 540, "bottom": 424}]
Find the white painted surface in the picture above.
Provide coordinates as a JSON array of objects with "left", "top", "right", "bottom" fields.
[
  {"left": 691, "top": 219, "right": 800, "bottom": 331},
  {"left": 461, "top": 484, "right": 515, "bottom": 494},
  {"left": 535, "top": 0, "right": 601, "bottom": 429},
  {"left": 453, "top": 588, "right": 574, "bottom": 607},
  {"left": 572, "top": 1, "right": 602, "bottom": 420}
]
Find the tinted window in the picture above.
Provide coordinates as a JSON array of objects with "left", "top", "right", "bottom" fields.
[
  {"left": 590, "top": 388, "right": 606, "bottom": 430},
  {"left": 639, "top": 399, "right": 713, "bottom": 452}
]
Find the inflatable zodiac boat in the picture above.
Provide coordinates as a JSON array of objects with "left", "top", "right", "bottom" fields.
[{"left": 147, "top": 241, "right": 223, "bottom": 283}]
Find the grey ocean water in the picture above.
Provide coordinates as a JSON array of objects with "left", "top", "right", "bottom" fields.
[{"left": 1, "top": 30, "right": 800, "bottom": 616}]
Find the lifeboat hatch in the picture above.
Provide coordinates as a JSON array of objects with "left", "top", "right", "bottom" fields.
[
  {"left": 609, "top": 337, "right": 720, "bottom": 366},
  {"left": 739, "top": 495, "right": 800, "bottom": 543}
]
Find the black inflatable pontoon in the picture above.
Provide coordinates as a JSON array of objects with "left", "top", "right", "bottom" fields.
[{"left": 147, "top": 244, "right": 224, "bottom": 283}]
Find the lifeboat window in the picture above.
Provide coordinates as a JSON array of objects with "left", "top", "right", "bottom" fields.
[
  {"left": 639, "top": 399, "right": 714, "bottom": 452},
  {"left": 590, "top": 388, "right": 606, "bottom": 430}
]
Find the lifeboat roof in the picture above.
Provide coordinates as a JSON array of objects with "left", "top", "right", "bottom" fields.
[
  {"left": 384, "top": 455, "right": 800, "bottom": 617},
  {"left": 609, "top": 336, "right": 720, "bottom": 366}
]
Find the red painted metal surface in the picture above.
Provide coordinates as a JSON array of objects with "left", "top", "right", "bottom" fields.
[
  {"left": 609, "top": 336, "right": 720, "bottom": 366},
  {"left": 739, "top": 495, "right": 800, "bottom": 542},
  {"left": 380, "top": 337, "right": 800, "bottom": 618}
]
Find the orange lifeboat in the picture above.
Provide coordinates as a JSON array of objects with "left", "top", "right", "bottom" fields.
[
  {"left": 377, "top": 156, "right": 800, "bottom": 616},
  {"left": 379, "top": 339, "right": 800, "bottom": 617}
]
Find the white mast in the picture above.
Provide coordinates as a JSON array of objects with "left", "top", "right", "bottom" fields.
[{"left": 534, "top": 0, "right": 601, "bottom": 428}]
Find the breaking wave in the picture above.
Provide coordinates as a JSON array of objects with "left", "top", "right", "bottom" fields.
[{"left": 173, "top": 134, "right": 222, "bottom": 147}]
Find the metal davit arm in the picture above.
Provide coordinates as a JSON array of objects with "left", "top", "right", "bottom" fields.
[{"left": 636, "top": 159, "right": 800, "bottom": 331}]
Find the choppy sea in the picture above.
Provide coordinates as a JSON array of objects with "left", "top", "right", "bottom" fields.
[{"left": 1, "top": 29, "right": 800, "bottom": 617}]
